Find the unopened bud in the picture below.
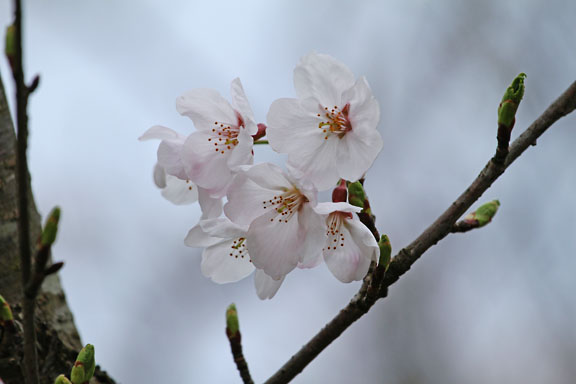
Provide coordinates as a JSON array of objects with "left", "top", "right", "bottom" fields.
[
  {"left": 252, "top": 123, "right": 267, "bottom": 141},
  {"left": 4, "top": 24, "right": 15, "bottom": 69},
  {"left": 332, "top": 179, "right": 347, "bottom": 203},
  {"left": 0, "top": 294, "right": 13, "bottom": 324},
  {"left": 54, "top": 374, "right": 72, "bottom": 384},
  {"left": 464, "top": 200, "right": 500, "bottom": 227},
  {"left": 41, "top": 207, "right": 61, "bottom": 247},
  {"left": 71, "top": 344, "right": 95, "bottom": 384},
  {"left": 347, "top": 181, "right": 366, "bottom": 209},
  {"left": 378, "top": 235, "right": 392, "bottom": 271},
  {"left": 498, "top": 73, "right": 526, "bottom": 129},
  {"left": 226, "top": 303, "right": 239, "bottom": 337}
]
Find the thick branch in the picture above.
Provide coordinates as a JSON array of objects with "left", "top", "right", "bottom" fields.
[{"left": 265, "top": 80, "right": 576, "bottom": 384}]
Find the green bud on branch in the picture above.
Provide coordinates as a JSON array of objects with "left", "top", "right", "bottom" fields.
[
  {"left": 41, "top": 207, "right": 61, "bottom": 247},
  {"left": 4, "top": 24, "right": 15, "bottom": 69},
  {"left": 347, "top": 181, "right": 366, "bottom": 209},
  {"left": 54, "top": 374, "right": 73, "bottom": 384},
  {"left": 467, "top": 200, "right": 500, "bottom": 227},
  {"left": 70, "top": 344, "right": 95, "bottom": 384},
  {"left": 498, "top": 73, "right": 526, "bottom": 129},
  {"left": 226, "top": 304, "right": 239, "bottom": 337},
  {"left": 378, "top": 235, "right": 392, "bottom": 272},
  {"left": 0, "top": 294, "right": 14, "bottom": 324}
]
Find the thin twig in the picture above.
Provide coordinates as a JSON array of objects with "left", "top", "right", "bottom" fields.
[
  {"left": 226, "top": 304, "right": 254, "bottom": 384},
  {"left": 264, "top": 80, "right": 576, "bottom": 384},
  {"left": 10, "top": 0, "right": 41, "bottom": 382}
]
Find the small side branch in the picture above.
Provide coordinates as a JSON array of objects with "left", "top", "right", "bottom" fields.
[
  {"left": 264, "top": 79, "right": 576, "bottom": 384},
  {"left": 225, "top": 304, "right": 254, "bottom": 384}
]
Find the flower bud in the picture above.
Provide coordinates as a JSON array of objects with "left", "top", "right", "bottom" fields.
[
  {"left": 226, "top": 304, "right": 239, "bottom": 337},
  {"left": 41, "top": 207, "right": 61, "bottom": 247},
  {"left": 4, "top": 24, "right": 15, "bottom": 70},
  {"left": 378, "top": 235, "right": 392, "bottom": 271},
  {"left": 332, "top": 179, "right": 347, "bottom": 203},
  {"left": 70, "top": 344, "right": 95, "bottom": 384},
  {"left": 0, "top": 294, "right": 13, "bottom": 324},
  {"left": 498, "top": 73, "right": 526, "bottom": 129},
  {"left": 464, "top": 200, "right": 500, "bottom": 227},
  {"left": 347, "top": 181, "right": 366, "bottom": 209},
  {"left": 54, "top": 374, "right": 72, "bottom": 384}
]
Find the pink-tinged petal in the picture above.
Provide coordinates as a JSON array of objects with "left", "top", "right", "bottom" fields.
[
  {"left": 198, "top": 187, "right": 222, "bottom": 219},
  {"left": 153, "top": 163, "right": 167, "bottom": 189},
  {"left": 314, "top": 202, "right": 362, "bottom": 215},
  {"left": 157, "top": 139, "right": 187, "bottom": 180},
  {"left": 184, "top": 224, "right": 221, "bottom": 248},
  {"left": 323, "top": 220, "right": 364, "bottom": 283},
  {"left": 336, "top": 128, "right": 383, "bottom": 182},
  {"left": 286, "top": 134, "right": 341, "bottom": 191},
  {"left": 226, "top": 127, "right": 254, "bottom": 170},
  {"left": 297, "top": 204, "right": 326, "bottom": 268},
  {"left": 254, "top": 269, "right": 284, "bottom": 300},
  {"left": 266, "top": 98, "right": 324, "bottom": 154},
  {"left": 176, "top": 88, "right": 237, "bottom": 131},
  {"left": 224, "top": 172, "right": 277, "bottom": 226},
  {"left": 230, "top": 78, "right": 258, "bottom": 135},
  {"left": 139, "top": 125, "right": 183, "bottom": 141},
  {"left": 342, "top": 77, "right": 380, "bottom": 136},
  {"left": 182, "top": 131, "right": 233, "bottom": 195},
  {"left": 199, "top": 217, "right": 247, "bottom": 239},
  {"left": 247, "top": 209, "right": 303, "bottom": 280},
  {"left": 201, "top": 239, "right": 255, "bottom": 284},
  {"left": 345, "top": 216, "right": 380, "bottom": 262},
  {"left": 243, "top": 163, "right": 294, "bottom": 191},
  {"left": 161, "top": 175, "right": 198, "bottom": 205},
  {"left": 293, "top": 52, "right": 355, "bottom": 107}
]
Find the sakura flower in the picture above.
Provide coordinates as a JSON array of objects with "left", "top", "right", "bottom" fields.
[
  {"left": 139, "top": 125, "right": 198, "bottom": 205},
  {"left": 314, "top": 202, "right": 379, "bottom": 283},
  {"left": 184, "top": 217, "right": 284, "bottom": 299},
  {"left": 224, "top": 163, "right": 326, "bottom": 280},
  {"left": 267, "top": 52, "right": 383, "bottom": 190},
  {"left": 177, "top": 78, "right": 258, "bottom": 197}
]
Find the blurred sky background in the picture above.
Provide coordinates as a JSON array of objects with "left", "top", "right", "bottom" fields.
[{"left": 1, "top": 0, "right": 575, "bottom": 383}]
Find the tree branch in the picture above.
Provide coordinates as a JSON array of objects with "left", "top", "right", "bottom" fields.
[{"left": 264, "top": 80, "right": 576, "bottom": 384}]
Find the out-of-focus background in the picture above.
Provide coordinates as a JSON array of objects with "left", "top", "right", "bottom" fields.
[{"left": 1, "top": 1, "right": 575, "bottom": 382}]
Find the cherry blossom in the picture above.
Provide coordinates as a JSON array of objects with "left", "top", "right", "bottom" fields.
[
  {"left": 139, "top": 125, "right": 198, "bottom": 205},
  {"left": 184, "top": 217, "right": 284, "bottom": 299},
  {"left": 177, "top": 78, "right": 258, "bottom": 197},
  {"left": 314, "top": 202, "right": 379, "bottom": 282},
  {"left": 224, "top": 163, "right": 326, "bottom": 280},
  {"left": 267, "top": 52, "right": 383, "bottom": 190}
]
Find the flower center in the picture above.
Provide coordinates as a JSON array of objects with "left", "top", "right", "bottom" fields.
[
  {"left": 228, "top": 237, "right": 251, "bottom": 262},
  {"left": 208, "top": 112, "right": 244, "bottom": 155},
  {"left": 324, "top": 211, "right": 352, "bottom": 251},
  {"left": 261, "top": 188, "right": 308, "bottom": 223},
  {"left": 317, "top": 103, "right": 352, "bottom": 140}
]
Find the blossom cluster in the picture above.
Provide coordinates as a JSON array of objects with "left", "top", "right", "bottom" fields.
[{"left": 141, "top": 53, "right": 383, "bottom": 299}]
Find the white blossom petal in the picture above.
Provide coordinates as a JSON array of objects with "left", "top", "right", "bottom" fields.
[
  {"left": 254, "top": 269, "right": 284, "bottom": 300},
  {"left": 323, "top": 214, "right": 379, "bottom": 283},
  {"left": 153, "top": 163, "right": 167, "bottom": 189},
  {"left": 161, "top": 175, "right": 198, "bottom": 205},
  {"left": 294, "top": 52, "right": 355, "bottom": 106},
  {"left": 182, "top": 131, "right": 234, "bottom": 196},
  {"left": 176, "top": 88, "right": 237, "bottom": 131},
  {"left": 247, "top": 209, "right": 303, "bottom": 280},
  {"left": 198, "top": 187, "right": 223, "bottom": 218},
  {"left": 230, "top": 78, "right": 258, "bottom": 135},
  {"left": 314, "top": 202, "right": 361, "bottom": 215},
  {"left": 139, "top": 125, "right": 182, "bottom": 141},
  {"left": 201, "top": 239, "right": 255, "bottom": 283}
]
